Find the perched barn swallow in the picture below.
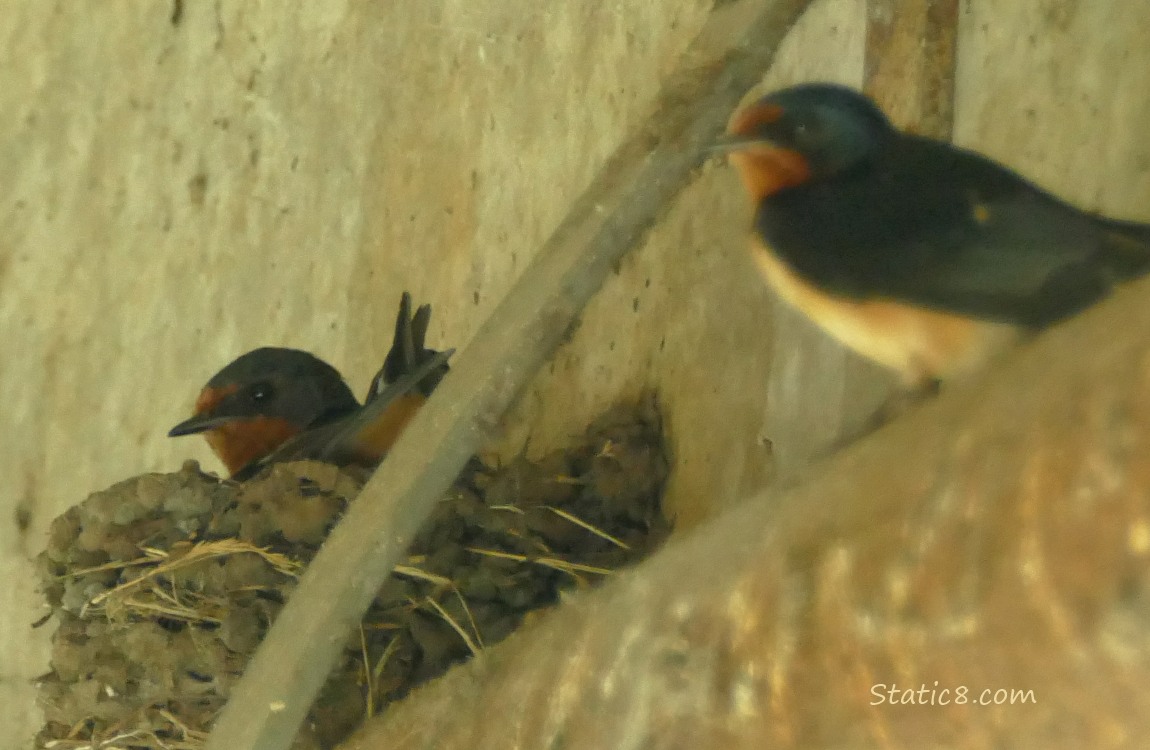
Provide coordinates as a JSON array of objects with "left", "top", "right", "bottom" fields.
[
  {"left": 719, "top": 83, "right": 1150, "bottom": 386},
  {"left": 169, "top": 292, "right": 452, "bottom": 479}
]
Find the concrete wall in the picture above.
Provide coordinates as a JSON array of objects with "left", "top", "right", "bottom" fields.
[{"left": 3, "top": 0, "right": 1148, "bottom": 743}]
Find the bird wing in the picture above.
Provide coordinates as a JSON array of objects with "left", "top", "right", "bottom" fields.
[
  {"left": 233, "top": 347, "right": 454, "bottom": 480},
  {"left": 760, "top": 136, "right": 1150, "bottom": 326}
]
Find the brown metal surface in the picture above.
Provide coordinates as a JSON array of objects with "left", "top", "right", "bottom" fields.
[
  {"left": 342, "top": 277, "right": 1150, "bottom": 749},
  {"left": 865, "top": 0, "right": 960, "bottom": 138}
]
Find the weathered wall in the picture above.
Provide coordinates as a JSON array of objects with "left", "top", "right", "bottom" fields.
[
  {"left": 954, "top": 1, "right": 1150, "bottom": 218},
  {"left": 3, "top": 0, "right": 1149, "bottom": 745}
]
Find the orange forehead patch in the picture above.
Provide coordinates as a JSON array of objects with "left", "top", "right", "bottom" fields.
[
  {"left": 194, "top": 383, "right": 239, "bottom": 416},
  {"left": 728, "top": 101, "right": 783, "bottom": 137}
]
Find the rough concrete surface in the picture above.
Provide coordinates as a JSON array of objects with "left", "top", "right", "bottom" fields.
[{"left": 2, "top": 0, "right": 1150, "bottom": 745}]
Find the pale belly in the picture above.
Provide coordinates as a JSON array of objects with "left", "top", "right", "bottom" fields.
[{"left": 750, "top": 240, "right": 1020, "bottom": 385}]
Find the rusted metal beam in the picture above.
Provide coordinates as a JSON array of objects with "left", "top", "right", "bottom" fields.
[
  {"left": 865, "top": 0, "right": 959, "bottom": 138},
  {"left": 202, "top": 1, "right": 817, "bottom": 748},
  {"left": 341, "top": 275, "right": 1150, "bottom": 750}
]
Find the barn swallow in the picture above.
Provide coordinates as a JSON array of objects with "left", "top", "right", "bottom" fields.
[
  {"left": 718, "top": 83, "right": 1150, "bottom": 386},
  {"left": 168, "top": 292, "right": 453, "bottom": 479}
]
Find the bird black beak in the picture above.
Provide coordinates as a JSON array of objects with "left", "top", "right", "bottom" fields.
[
  {"left": 168, "top": 413, "right": 243, "bottom": 437},
  {"left": 710, "top": 132, "right": 778, "bottom": 153}
]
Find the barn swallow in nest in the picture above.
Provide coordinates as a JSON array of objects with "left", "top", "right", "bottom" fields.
[
  {"left": 718, "top": 83, "right": 1150, "bottom": 387},
  {"left": 169, "top": 293, "right": 452, "bottom": 480}
]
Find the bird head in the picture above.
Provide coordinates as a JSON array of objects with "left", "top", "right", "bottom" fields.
[
  {"left": 168, "top": 347, "right": 359, "bottom": 476},
  {"left": 718, "top": 83, "right": 894, "bottom": 200}
]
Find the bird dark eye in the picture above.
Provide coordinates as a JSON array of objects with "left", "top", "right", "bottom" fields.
[
  {"left": 791, "top": 116, "right": 821, "bottom": 144},
  {"left": 248, "top": 381, "right": 274, "bottom": 402}
]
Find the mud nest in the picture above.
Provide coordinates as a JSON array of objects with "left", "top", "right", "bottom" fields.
[{"left": 35, "top": 399, "right": 670, "bottom": 750}]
